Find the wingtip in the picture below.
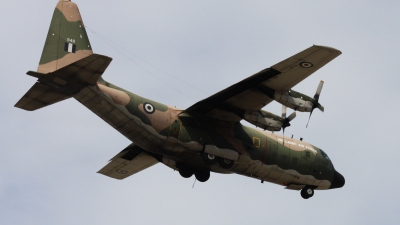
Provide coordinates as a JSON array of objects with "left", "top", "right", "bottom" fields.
[
  {"left": 14, "top": 103, "right": 37, "bottom": 111},
  {"left": 313, "top": 45, "right": 342, "bottom": 55}
]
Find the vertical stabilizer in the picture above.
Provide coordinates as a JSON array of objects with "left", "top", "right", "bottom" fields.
[
  {"left": 15, "top": 1, "right": 112, "bottom": 111},
  {"left": 38, "top": 0, "right": 93, "bottom": 73}
]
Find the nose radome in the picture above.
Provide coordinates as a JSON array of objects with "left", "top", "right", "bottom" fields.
[{"left": 330, "top": 170, "right": 345, "bottom": 189}]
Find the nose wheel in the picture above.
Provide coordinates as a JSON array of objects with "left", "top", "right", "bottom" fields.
[{"left": 301, "top": 186, "right": 314, "bottom": 199}]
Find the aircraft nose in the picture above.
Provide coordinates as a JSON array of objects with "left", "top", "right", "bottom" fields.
[{"left": 329, "top": 170, "right": 345, "bottom": 189}]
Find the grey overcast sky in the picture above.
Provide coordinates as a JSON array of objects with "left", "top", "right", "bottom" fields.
[{"left": 1, "top": 0, "right": 400, "bottom": 224}]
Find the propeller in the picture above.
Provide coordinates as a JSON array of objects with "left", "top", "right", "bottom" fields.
[
  {"left": 281, "top": 105, "right": 296, "bottom": 138},
  {"left": 306, "top": 80, "right": 325, "bottom": 128}
]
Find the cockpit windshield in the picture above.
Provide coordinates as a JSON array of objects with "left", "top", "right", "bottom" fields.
[{"left": 320, "top": 149, "right": 330, "bottom": 160}]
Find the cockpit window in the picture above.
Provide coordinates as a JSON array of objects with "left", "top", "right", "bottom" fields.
[{"left": 320, "top": 149, "right": 330, "bottom": 160}]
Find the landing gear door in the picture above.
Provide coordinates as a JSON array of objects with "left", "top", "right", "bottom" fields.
[
  {"left": 168, "top": 119, "right": 181, "bottom": 141},
  {"left": 162, "top": 119, "right": 182, "bottom": 151}
]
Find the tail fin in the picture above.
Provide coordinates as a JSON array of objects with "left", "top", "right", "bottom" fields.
[
  {"left": 38, "top": 0, "right": 93, "bottom": 73},
  {"left": 15, "top": 1, "right": 112, "bottom": 111}
]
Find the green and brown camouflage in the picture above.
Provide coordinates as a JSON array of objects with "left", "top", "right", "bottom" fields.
[
  {"left": 15, "top": 0, "right": 344, "bottom": 199},
  {"left": 38, "top": 0, "right": 92, "bottom": 73},
  {"left": 287, "top": 89, "right": 314, "bottom": 102},
  {"left": 85, "top": 78, "right": 333, "bottom": 180},
  {"left": 243, "top": 108, "right": 294, "bottom": 131}
]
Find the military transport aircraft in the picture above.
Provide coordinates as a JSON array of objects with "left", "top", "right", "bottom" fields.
[{"left": 15, "top": 0, "right": 344, "bottom": 199}]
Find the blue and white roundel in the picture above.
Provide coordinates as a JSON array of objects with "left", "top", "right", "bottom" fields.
[
  {"left": 143, "top": 102, "right": 155, "bottom": 114},
  {"left": 300, "top": 62, "right": 313, "bottom": 68}
]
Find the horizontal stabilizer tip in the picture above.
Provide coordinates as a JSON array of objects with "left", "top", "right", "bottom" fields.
[{"left": 26, "top": 71, "right": 45, "bottom": 79}]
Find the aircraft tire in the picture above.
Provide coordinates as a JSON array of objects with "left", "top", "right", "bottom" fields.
[
  {"left": 179, "top": 167, "right": 194, "bottom": 178},
  {"left": 301, "top": 187, "right": 314, "bottom": 199},
  {"left": 195, "top": 171, "right": 210, "bottom": 182},
  {"left": 201, "top": 153, "right": 218, "bottom": 165},
  {"left": 218, "top": 157, "right": 234, "bottom": 169}
]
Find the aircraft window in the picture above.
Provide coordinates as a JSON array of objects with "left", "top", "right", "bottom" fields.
[
  {"left": 320, "top": 149, "right": 330, "bottom": 160},
  {"left": 327, "top": 161, "right": 333, "bottom": 171},
  {"left": 253, "top": 137, "right": 261, "bottom": 148}
]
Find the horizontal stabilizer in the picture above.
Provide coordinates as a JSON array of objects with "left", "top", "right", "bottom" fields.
[
  {"left": 14, "top": 83, "right": 71, "bottom": 111},
  {"left": 15, "top": 54, "right": 112, "bottom": 111},
  {"left": 47, "top": 53, "right": 112, "bottom": 86},
  {"left": 98, "top": 144, "right": 159, "bottom": 180}
]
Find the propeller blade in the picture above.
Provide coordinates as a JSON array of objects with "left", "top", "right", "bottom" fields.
[
  {"left": 314, "top": 80, "right": 324, "bottom": 100},
  {"left": 318, "top": 104, "right": 324, "bottom": 112},
  {"left": 287, "top": 111, "right": 296, "bottom": 121},
  {"left": 307, "top": 81, "right": 325, "bottom": 128},
  {"left": 306, "top": 109, "right": 314, "bottom": 128},
  {"left": 282, "top": 105, "right": 287, "bottom": 118},
  {"left": 282, "top": 109, "right": 295, "bottom": 130},
  {"left": 281, "top": 106, "right": 288, "bottom": 140},
  {"left": 281, "top": 106, "right": 295, "bottom": 141}
]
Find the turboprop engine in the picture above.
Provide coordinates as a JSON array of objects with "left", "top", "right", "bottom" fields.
[
  {"left": 274, "top": 81, "right": 324, "bottom": 112},
  {"left": 272, "top": 80, "right": 325, "bottom": 127},
  {"left": 244, "top": 106, "right": 296, "bottom": 132}
]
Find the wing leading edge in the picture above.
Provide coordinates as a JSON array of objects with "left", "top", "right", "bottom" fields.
[{"left": 184, "top": 45, "right": 341, "bottom": 121}]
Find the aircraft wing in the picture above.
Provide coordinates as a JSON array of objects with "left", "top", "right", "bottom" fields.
[
  {"left": 184, "top": 45, "right": 341, "bottom": 121},
  {"left": 98, "top": 144, "right": 159, "bottom": 180}
]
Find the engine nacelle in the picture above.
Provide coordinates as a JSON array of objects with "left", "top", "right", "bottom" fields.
[
  {"left": 244, "top": 110, "right": 284, "bottom": 131},
  {"left": 274, "top": 90, "right": 315, "bottom": 112}
]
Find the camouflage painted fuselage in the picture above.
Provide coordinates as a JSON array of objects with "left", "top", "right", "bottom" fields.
[
  {"left": 74, "top": 79, "right": 335, "bottom": 190},
  {"left": 16, "top": 1, "right": 344, "bottom": 196}
]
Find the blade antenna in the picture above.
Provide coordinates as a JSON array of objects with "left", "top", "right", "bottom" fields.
[{"left": 192, "top": 178, "right": 197, "bottom": 188}]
